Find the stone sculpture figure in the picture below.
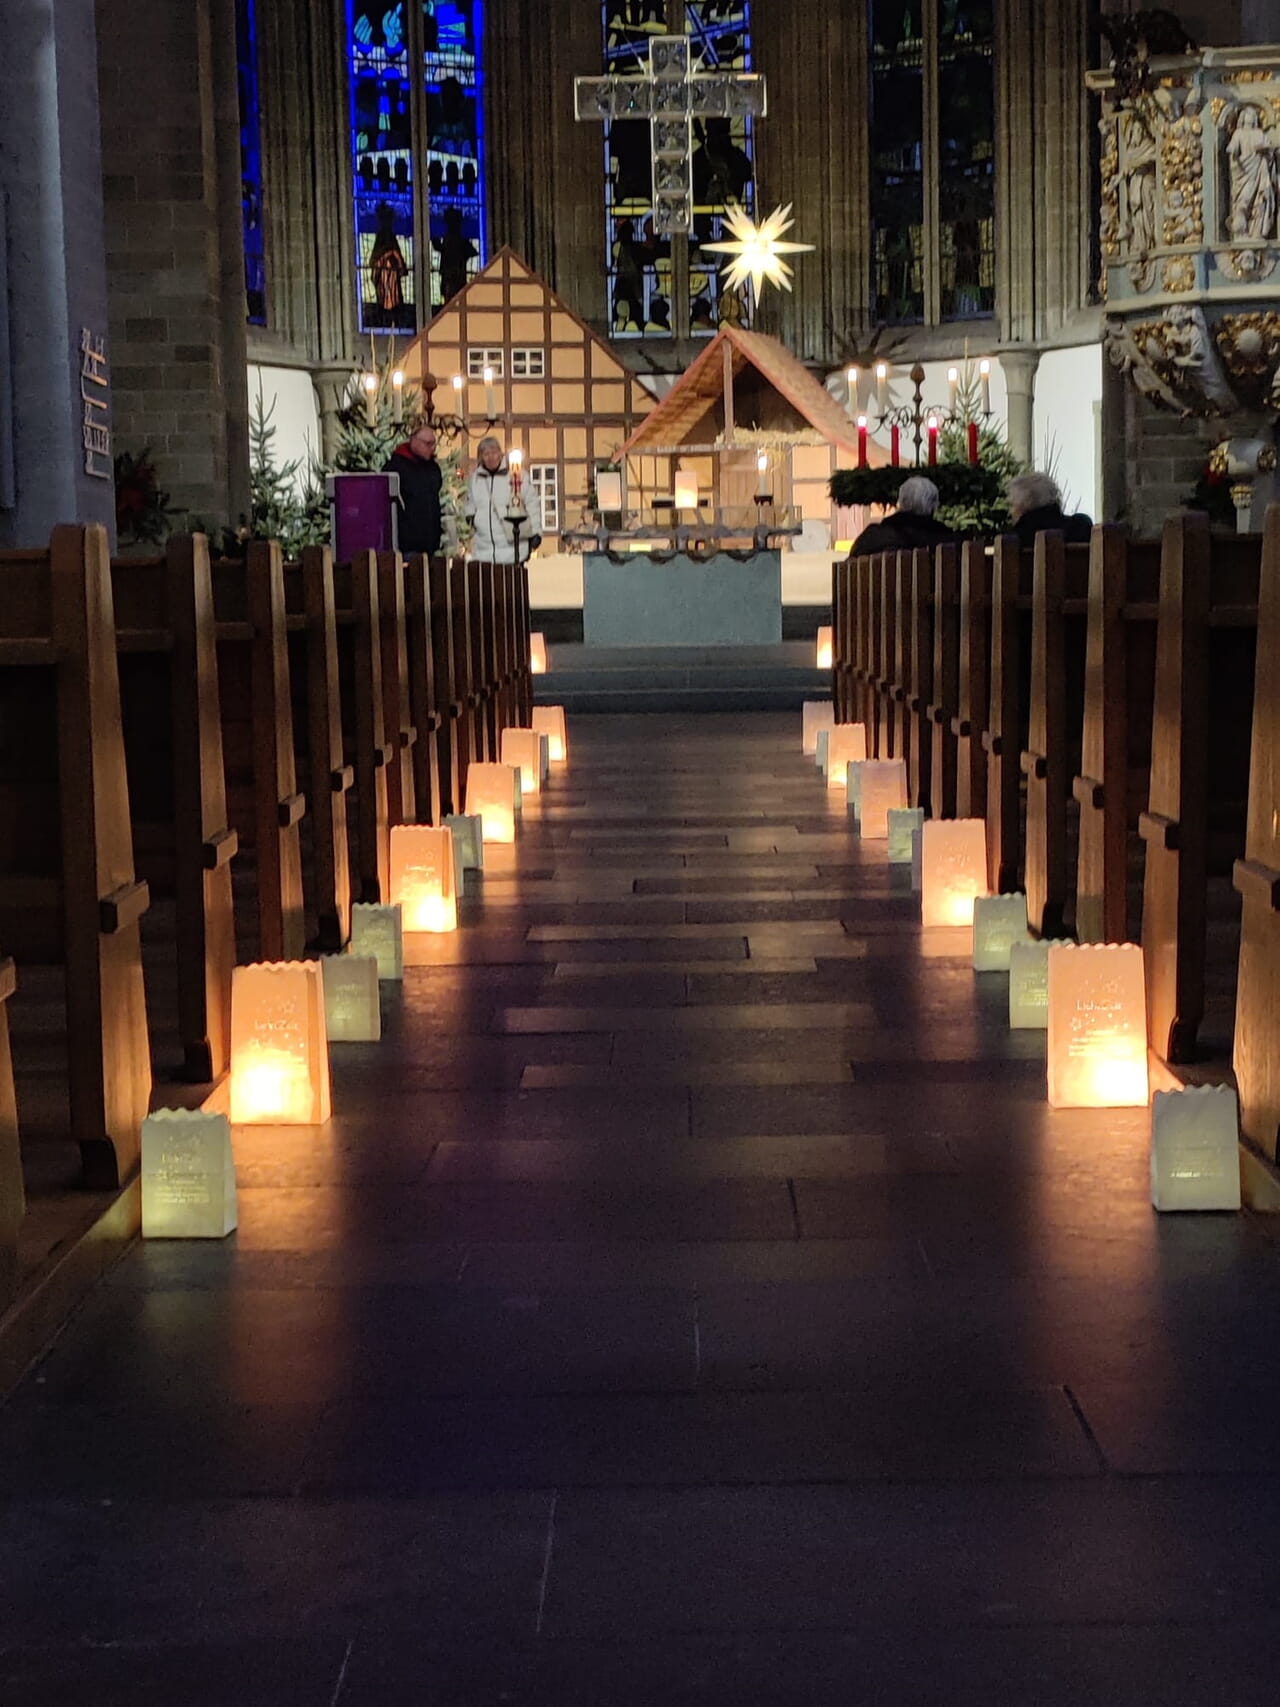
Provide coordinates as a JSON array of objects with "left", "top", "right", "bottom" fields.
[
  {"left": 1227, "top": 106, "right": 1278, "bottom": 241},
  {"left": 1122, "top": 113, "right": 1158, "bottom": 254}
]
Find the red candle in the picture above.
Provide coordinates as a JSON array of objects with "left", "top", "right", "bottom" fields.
[
  {"left": 967, "top": 421, "right": 979, "bottom": 466},
  {"left": 857, "top": 415, "right": 868, "bottom": 469},
  {"left": 927, "top": 418, "right": 939, "bottom": 467},
  {"left": 890, "top": 425, "right": 900, "bottom": 467}
]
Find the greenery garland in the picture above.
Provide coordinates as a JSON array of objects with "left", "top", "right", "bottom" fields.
[{"left": 829, "top": 461, "right": 1004, "bottom": 512}]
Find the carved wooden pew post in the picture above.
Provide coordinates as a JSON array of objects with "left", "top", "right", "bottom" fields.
[
  {"left": 875, "top": 553, "right": 897, "bottom": 759},
  {"left": 340, "top": 550, "right": 392, "bottom": 904},
  {"left": 832, "top": 558, "right": 849, "bottom": 722},
  {"left": 892, "top": 553, "right": 912, "bottom": 765},
  {"left": 0, "top": 956, "right": 22, "bottom": 1310},
  {"left": 984, "top": 536, "right": 1027, "bottom": 895},
  {"left": 929, "top": 543, "right": 960, "bottom": 822},
  {"left": 428, "top": 555, "right": 461, "bottom": 816},
  {"left": 954, "top": 540, "right": 990, "bottom": 822},
  {"left": 450, "top": 557, "right": 480, "bottom": 772},
  {"left": 403, "top": 551, "right": 442, "bottom": 825},
  {"left": 906, "top": 548, "right": 935, "bottom": 815},
  {"left": 296, "top": 546, "right": 353, "bottom": 950},
  {"left": 1022, "top": 531, "right": 1069, "bottom": 938},
  {"left": 376, "top": 550, "right": 417, "bottom": 826},
  {"left": 0, "top": 525, "right": 152, "bottom": 1186},
  {"left": 515, "top": 560, "right": 534, "bottom": 727},
  {"left": 1234, "top": 503, "right": 1280, "bottom": 1163}
]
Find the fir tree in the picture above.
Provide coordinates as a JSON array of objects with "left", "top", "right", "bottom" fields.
[{"left": 935, "top": 362, "right": 1022, "bottom": 536}]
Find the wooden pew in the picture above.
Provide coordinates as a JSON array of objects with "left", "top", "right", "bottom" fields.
[
  {"left": 1020, "top": 534, "right": 1090, "bottom": 938},
  {"left": 515, "top": 560, "right": 534, "bottom": 727},
  {"left": 928, "top": 543, "right": 960, "bottom": 821},
  {"left": 402, "top": 551, "right": 443, "bottom": 824},
  {"left": 212, "top": 541, "right": 307, "bottom": 962},
  {"left": 1, "top": 955, "right": 21, "bottom": 1309},
  {"left": 832, "top": 557, "right": 851, "bottom": 723},
  {"left": 1141, "top": 512, "right": 1260, "bottom": 1062},
  {"left": 983, "top": 536, "right": 1033, "bottom": 894},
  {"left": 1073, "top": 525, "right": 1161, "bottom": 945},
  {"left": 450, "top": 557, "right": 481, "bottom": 771},
  {"left": 858, "top": 553, "right": 880, "bottom": 746},
  {"left": 469, "top": 561, "right": 498, "bottom": 760},
  {"left": 429, "top": 555, "right": 464, "bottom": 817},
  {"left": 1234, "top": 503, "right": 1280, "bottom": 1163},
  {"left": 288, "top": 547, "right": 353, "bottom": 952},
  {"left": 0, "top": 525, "right": 151, "bottom": 1186},
  {"left": 335, "top": 550, "right": 391, "bottom": 904},
  {"left": 903, "top": 548, "right": 934, "bottom": 814},
  {"left": 112, "top": 534, "right": 237, "bottom": 1080},
  {"left": 377, "top": 550, "right": 417, "bottom": 826},
  {"left": 494, "top": 562, "right": 516, "bottom": 735},
  {"left": 953, "top": 541, "right": 990, "bottom": 822}
]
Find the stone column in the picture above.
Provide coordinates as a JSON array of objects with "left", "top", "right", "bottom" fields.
[
  {"left": 95, "top": 0, "right": 249, "bottom": 529},
  {"left": 999, "top": 348, "right": 1040, "bottom": 467},
  {"left": 0, "top": 0, "right": 116, "bottom": 548}
]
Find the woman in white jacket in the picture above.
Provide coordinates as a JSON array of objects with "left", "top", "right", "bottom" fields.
[{"left": 465, "top": 436, "right": 543, "bottom": 563}]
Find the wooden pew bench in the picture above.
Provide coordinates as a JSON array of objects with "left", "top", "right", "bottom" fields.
[
  {"left": 332, "top": 550, "right": 391, "bottom": 905},
  {"left": 0, "top": 955, "right": 20, "bottom": 1308}
]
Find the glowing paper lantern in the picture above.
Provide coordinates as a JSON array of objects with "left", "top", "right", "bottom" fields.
[
  {"left": 911, "top": 826, "right": 924, "bottom": 892},
  {"left": 857, "top": 760, "right": 908, "bottom": 838},
  {"left": 920, "top": 820, "right": 989, "bottom": 928},
  {"left": 824, "top": 722, "right": 868, "bottom": 790},
  {"left": 1008, "top": 938, "right": 1070, "bottom": 1030},
  {"left": 674, "top": 470, "right": 699, "bottom": 510},
  {"left": 846, "top": 760, "right": 865, "bottom": 820},
  {"left": 887, "top": 807, "right": 924, "bottom": 866},
  {"left": 802, "top": 700, "right": 834, "bottom": 756},
  {"left": 500, "top": 728, "right": 543, "bottom": 796},
  {"left": 596, "top": 469, "right": 623, "bottom": 512},
  {"left": 321, "top": 954, "right": 381, "bottom": 1042},
  {"left": 815, "top": 728, "right": 830, "bottom": 773},
  {"left": 1151, "top": 1086, "right": 1242, "bottom": 1212},
  {"left": 390, "top": 824, "right": 458, "bottom": 933},
  {"left": 141, "top": 1109, "right": 237, "bottom": 1239},
  {"left": 230, "top": 961, "right": 331, "bottom": 1126},
  {"left": 972, "top": 894, "right": 1032, "bottom": 972},
  {"left": 350, "top": 903, "right": 404, "bottom": 980},
  {"left": 532, "top": 705, "right": 568, "bottom": 763},
  {"left": 1047, "top": 943, "right": 1149, "bottom": 1109},
  {"left": 444, "top": 812, "right": 485, "bottom": 873},
  {"left": 465, "top": 762, "right": 519, "bottom": 843},
  {"left": 530, "top": 632, "right": 548, "bottom": 674},
  {"left": 815, "top": 625, "right": 834, "bottom": 670}
]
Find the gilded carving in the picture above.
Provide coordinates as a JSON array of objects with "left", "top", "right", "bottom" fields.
[
  {"left": 1163, "top": 256, "right": 1195, "bottom": 292},
  {"left": 1157, "top": 85, "right": 1204, "bottom": 246},
  {"left": 1099, "top": 115, "right": 1121, "bottom": 262},
  {"left": 1213, "top": 311, "right": 1280, "bottom": 378},
  {"left": 1223, "top": 103, "right": 1280, "bottom": 241},
  {"left": 1219, "top": 246, "right": 1278, "bottom": 282},
  {"left": 1119, "top": 110, "right": 1159, "bottom": 255}
]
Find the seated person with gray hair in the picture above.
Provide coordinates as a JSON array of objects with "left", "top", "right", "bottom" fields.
[
  {"left": 850, "top": 475, "right": 955, "bottom": 556},
  {"left": 1007, "top": 472, "right": 1093, "bottom": 547}
]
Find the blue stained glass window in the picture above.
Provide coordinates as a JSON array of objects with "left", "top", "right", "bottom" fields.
[
  {"left": 601, "top": 2, "right": 756, "bottom": 339},
  {"left": 348, "top": 1, "right": 417, "bottom": 334},
  {"left": 236, "top": 0, "right": 267, "bottom": 326},
  {"left": 422, "top": 1, "right": 486, "bottom": 311}
]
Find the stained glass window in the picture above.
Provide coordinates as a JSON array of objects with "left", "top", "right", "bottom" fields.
[
  {"left": 236, "top": 0, "right": 266, "bottom": 327},
  {"left": 870, "top": 2, "right": 926, "bottom": 325},
  {"left": 601, "top": 2, "right": 756, "bottom": 339},
  {"left": 422, "top": 2, "right": 486, "bottom": 311},
  {"left": 938, "top": 0, "right": 995, "bottom": 319},
  {"left": 348, "top": 1, "right": 417, "bottom": 334},
  {"left": 869, "top": 0, "right": 995, "bottom": 325}
]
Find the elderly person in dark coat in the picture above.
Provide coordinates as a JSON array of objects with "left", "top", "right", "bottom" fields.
[
  {"left": 850, "top": 476, "right": 956, "bottom": 556},
  {"left": 1007, "top": 471, "right": 1093, "bottom": 547}
]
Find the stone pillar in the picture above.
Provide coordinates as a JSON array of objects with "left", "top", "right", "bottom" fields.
[
  {"left": 0, "top": 0, "right": 116, "bottom": 548},
  {"left": 999, "top": 348, "right": 1040, "bottom": 467},
  {"left": 95, "top": 0, "right": 249, "bottom": 529}
]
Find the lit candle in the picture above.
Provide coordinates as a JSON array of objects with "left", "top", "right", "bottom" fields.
[
  {"left": 483, "top": 364, "right": 496, "bottom": 419},
  {"left": 947, "top": 365, "right": 959, "bottom": 411},
  {"left": 755, "top": 450, "right": 769, "bottom": 497},
  {"left": 876, "top": 362, "right": 889, "bottom": 410},
  {"left": 452, "top": 372, "right": 464, "bottom": 405},
  {"left": 391, "top": 369, "right": 405, "bottom": 425},
  {"left": 857, "top": 414, "right": 868, "bottom": 469},
  {"left": 979, "top": 358, "right": 991, "bottom": 417},
  {"left": 363, "top": 371, "right": 378, "bottom": 428},
  {"left": 508, "top": 445, "right": 523, "bottom": 498},
  {"left": 847, "top": 366, "right": 858, "bottom": 410},
  {"left": 967, "top": 420, "right": 979, "bottom": 466},
  {"left": 890, "top": 424, "right": 900, "bottom": 467},
  {"left": 927, "top": 415, "right": 939, "bottom": 466}
]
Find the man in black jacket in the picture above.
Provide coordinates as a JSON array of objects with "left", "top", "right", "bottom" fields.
[
  {"left": 1007, "top": 471, "right": 1093, "bottom": 547},
  {"left": 850, "top": 475, "right": 955, "bottom": 556},
  {"left": 384, "top": 422, "right": 443, "bottom": 554}
]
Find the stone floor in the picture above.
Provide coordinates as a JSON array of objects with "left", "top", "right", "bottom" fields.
[{"left": 3, "top": 712, "right": 1280, "bottom": 1703}]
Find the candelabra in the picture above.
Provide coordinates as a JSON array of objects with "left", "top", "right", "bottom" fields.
[
  {"left": 414, "top": 371, "right": 498, "bottom": 444},
  {"left": 851, "top": 359, "right": 994, "bottom": 468}
]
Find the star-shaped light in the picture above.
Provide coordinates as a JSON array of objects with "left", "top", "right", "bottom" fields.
[{"left": 703, "top": 202, "right": 814, "bottom": 296}]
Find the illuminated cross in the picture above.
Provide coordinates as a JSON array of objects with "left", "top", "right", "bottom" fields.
[{"left": 574, "top": 35, "right": 767, "bottom": 238}]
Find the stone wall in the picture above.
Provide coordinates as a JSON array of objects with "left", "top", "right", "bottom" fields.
[{"left": 95, "top": 0, "right": 249, "bottom": 529}]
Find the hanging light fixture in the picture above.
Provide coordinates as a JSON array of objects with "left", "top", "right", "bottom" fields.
[{"left": 703, "top": 202, "right": 814, "bottom": 296}]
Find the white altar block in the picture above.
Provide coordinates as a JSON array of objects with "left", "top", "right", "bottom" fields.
[
  {"left": 1151, "top": 1086, "right": 1242, "bottom": 1212},
  {"left": 888, "top": 808, "right": 924, "bottom": 865},
  {"left": 803, "top": 701, "right": 834, "bottom": 756},
  {"left": 825, "top": 723, "right": 868, "bottom": 789},
  {"left": 142, "top": 1109, "right": 237, "bottom": 1239},
  {"left": 857, "top": 761, "right": 909, "bottom": 838},
  {"left": 445, "top": 813, "right": 485, "bottom": 872},
  {"left": 322, "top": 954, "right": 382, "bottom": 1042},
  {"left": 972, "top": 894, "right": 1032, "bottom": 972},
  {"left": 350, "top": 903, "right": 404, "bottom": 981},
  {"left": 1047, "top": 943, "right": 1149, "bottom": 1109}
]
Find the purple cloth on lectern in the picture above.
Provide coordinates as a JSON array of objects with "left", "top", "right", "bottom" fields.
[{"left": 330, "top": 473, "right": 399, "bottom": 560}]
